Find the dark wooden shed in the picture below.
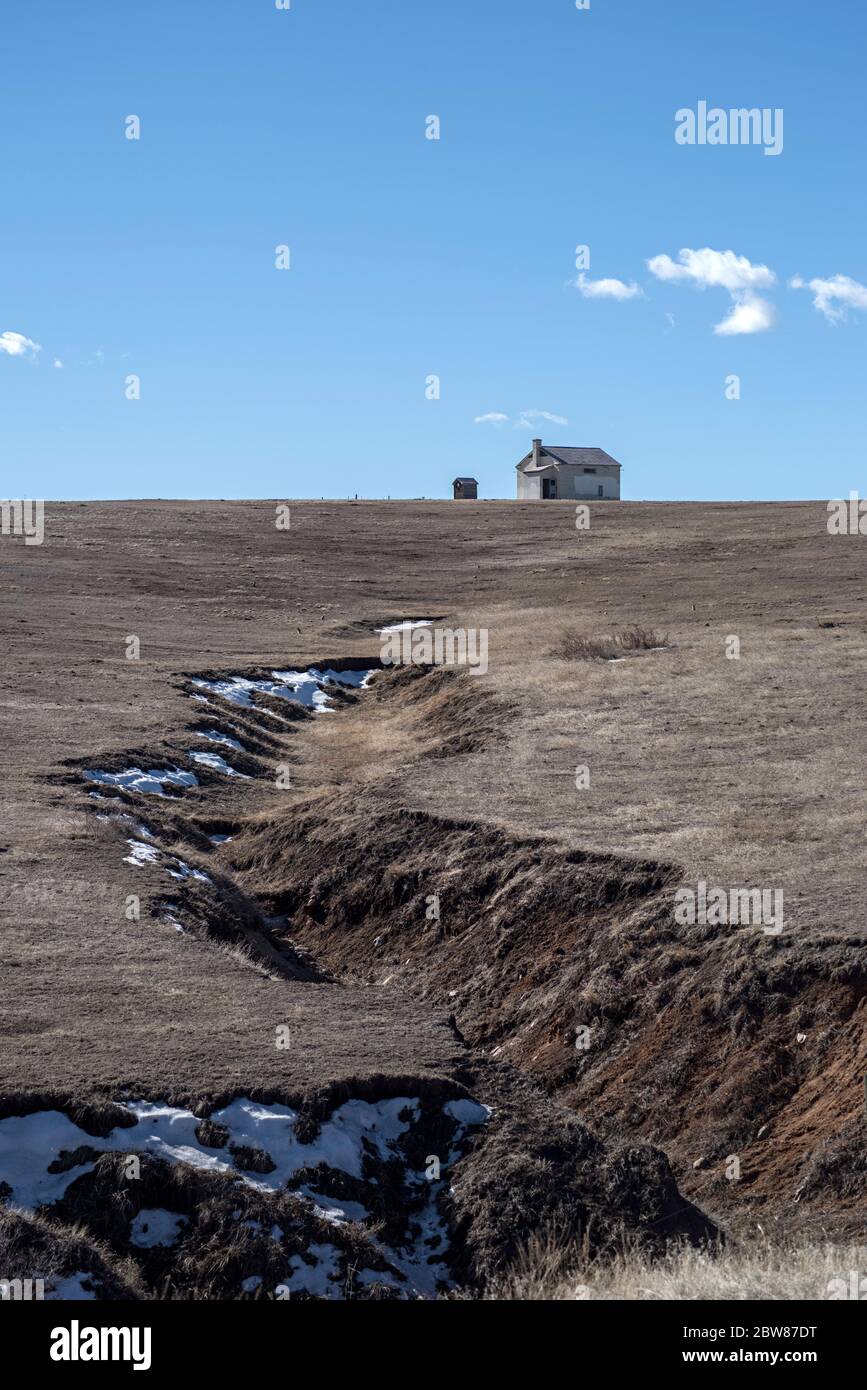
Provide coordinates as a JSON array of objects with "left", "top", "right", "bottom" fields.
[{"left": 453, "top": 477, "right": 478, "bottom": 499}]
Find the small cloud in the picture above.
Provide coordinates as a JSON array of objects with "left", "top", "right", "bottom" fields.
[
  {"left": 789, "top": 272, "right": 867, "bottom": 323},
  {"left": 574, "top": 273, "right": 643, "bottom": 301},
  {"left": 665, "top": 312, "right": 676, "bottom": 331},
  {"left": 53, "top": 358, "right": 64, "bottom": 369},
  {"left": 713, "top": 292, "right": 776, "bottom": 336},
  {"left": 0, "top": 330, "right": 42, "bottom": 360},
  {"left": 515, "top": 409, "right": 568, "bottom": 430},
  {"left": 647, "top": 247, "right": 776, "bottom": 293},
  {"left": 647, "top": 247, "right": 777, "bottom": 334},
  {"left": 475, "top": 408, "right": 569, "bottom": 430}
]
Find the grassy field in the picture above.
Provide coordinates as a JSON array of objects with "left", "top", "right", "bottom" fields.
[{"left": 1, "top": 498, "right": 864, "bottom": 1297}]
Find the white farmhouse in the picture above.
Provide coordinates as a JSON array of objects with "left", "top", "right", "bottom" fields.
[{"left": 516, "top": 439, "right": 621, "bottom": 500}]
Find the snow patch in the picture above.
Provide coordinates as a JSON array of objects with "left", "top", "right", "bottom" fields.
[
  {"left": 120, "top": 840, "right": 210, "bottom": 884},
  {"left": 444, "top": 1098, "right": 491, "bottom": 1126},
  {"left": 44, "top": 1271, "right": 97, "bottom": 1301},
  {"left": 279, "top": 1242, "right": 342, "bottom": 1297},
  {"left": 0, "top": 1093, "right": 488, "bottom": 1297},
  {"left": 191, "top": 667, "right": 373, "bottom": 712},
  {"left": 376, "top": 621, "right": 433, "bottom": 634},
  {"left": 355, "top": 1267, "right": 399, "bottom": 1288},
  {"left": 0, "top": 1097, "right": 419, "bottom": 1207},
  {"left": 123, "top": 839, "right": 161, "bottom": 868},
  {"left": 167, "top": 858, "right": 211, "bottom": 883},
  {"left": 130, "top": 1208, "right": 188, "bottom": 1248},
  {"left": 195, "top": 729, "right": 245, "bottom": 752},
  {"left": 302, "top": 1190, "right": 369, "bottom": 1225},
  {"left": 85, "top": 767, "right": 198, "bottom": 797},
  {"left": 186, "top": 751, "right": 249, "bottom": 778}
]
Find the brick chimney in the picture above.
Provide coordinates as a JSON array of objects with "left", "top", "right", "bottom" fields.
[{"left": 532, "top": 438, "right": 542, "bottom": 467}]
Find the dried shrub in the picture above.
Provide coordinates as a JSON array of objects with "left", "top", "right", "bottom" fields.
[
  {"left": 551, "top": 626, "right": 668, "bottom": 660},
  {"left": 614, "top": 625, "right": 668, "bottom": 651},
  {"left": 550, "top": 631, "right": 620, "bottom": 661}
]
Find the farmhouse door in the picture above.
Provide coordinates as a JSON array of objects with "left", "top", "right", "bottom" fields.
[{"left": 542, "top": 478, "right": 558, "bottom": 499}]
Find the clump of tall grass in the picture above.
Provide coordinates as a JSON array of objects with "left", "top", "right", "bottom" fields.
[{"left": 551, "top": 625, "right": 668, "bottom": 661}]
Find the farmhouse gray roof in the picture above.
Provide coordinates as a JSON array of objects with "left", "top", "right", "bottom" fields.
[
  {"left": 453, "top": 476, "right": 478, "bottom": 484},
  {"left": 517, "top": 446, "right": 621, "bottom": 470}
]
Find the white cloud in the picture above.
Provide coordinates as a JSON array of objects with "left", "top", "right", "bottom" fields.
[
  {"left": 0, "top": 330, "right": 42, "bottom": 359},
  {"left": 646, "top": 247, "right": 776, "bottom": 293},
  {"left": 476, "top": 408, "right": 569, "bottom": 430},
  {"left": 53, "top": 358, "right": 64, "bottom": 369},
  {"left": 574, "top": 273, "right": 643, "bottom": 301},
  {"left": 789, "top": 272, "right": 867, "bottom": 323},
  {"left": 713, "top": 292, "right": 776, "bottom": 336},
  {"left": 515, "top": 409, "right": 568, "bottom": 429},
  {"left": 647, "top": 247, "right": 777, "bottom": 335}
]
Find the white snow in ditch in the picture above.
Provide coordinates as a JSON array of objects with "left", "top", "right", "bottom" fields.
[
  {"left": 44, "top": 1272, "right": 97, "bottom": 1301},
  {"left": 191, "top": 667, "right": 373, "bottom": 712},
  {"left": 376, "top": 621, "right": 433, "bottom": 633},
  {"left": 186, "top": 751, "right": 249, "bottom": 778},
  {"left": 123, "top": 839, "right": 160, "bottom": 868},
  {"left": 167, "top": 859, "right": 211, "bottom": 883},
  {"left": 279, "top": 1243, "right": 342, "bottom": 1297},
  {"left": 84, "top": 767, "right": 198, "bottom": 797},
  {"left": 444, "top": 1098, "right": 490, "bottom": 1126},
  {"left": 0, "top": 1095, "right": 487, "bottom": 1296},
  {"left": 301, "top": 1189, "right": 369, "bottom": 1225},
  {"left": 195, "top": 729, "right": 245, "bottom": 752},
  {"left": 312, "top": 667, "right": 374, "bottom": 689},
  {"left": 209, "top": 834, "right": 233, "bottom": 845},
  {"left": 130, "top": 1209, "right": 188, "bottom": 1248},
  {"left": 241, "top": 1274, "right": 262, "bottom": 1293},
  {"left": 356, "top": 1268, "right": 394, "bottom": 1287},
  {"left": 96, "top": 811, "right": 155, "bottom": 839},
  {"left": 121, "top": 840, "right": 210, "bottom": 884}
]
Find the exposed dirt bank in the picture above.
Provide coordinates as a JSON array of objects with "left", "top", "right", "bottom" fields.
[
  {"left": 235, "top": 668, "right": 867, "bottom": 1239},
  {"left": 1, "top": 662, "right": 718, "bottom": 1299}
]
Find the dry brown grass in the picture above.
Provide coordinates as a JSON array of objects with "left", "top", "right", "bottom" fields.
[
  {"left": 488, "top": 1231, "right": 867, "bottom": 1301},
  {"left": 551, "top": 630, "right": 620, "bottom": 661},
  {"left": 0, "top": 1208, "right": 146, "bottom": 1300},
  {"left": 550, "top": 624, "right": 668, "bottom": 660},
  {"left": 615, "top": 623, "right": 669, "bottom": 651},
  {"left": 3, "top": 498, "right": 865, "bottom": 1256}
]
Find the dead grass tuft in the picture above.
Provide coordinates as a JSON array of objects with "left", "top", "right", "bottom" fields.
[
  {"left": 551, "top": 625, "right": 668, "bottom": 660},
  {"left": 550, "top": 631, "right": 618, "bottom": 661},
  {"left": 615, "top": 624, "right": 668, "bottom": 652}
]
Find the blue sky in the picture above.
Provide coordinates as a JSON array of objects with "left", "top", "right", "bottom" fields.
[{"left": 2, "top": 0, "right": 864, "bottom": 501}]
